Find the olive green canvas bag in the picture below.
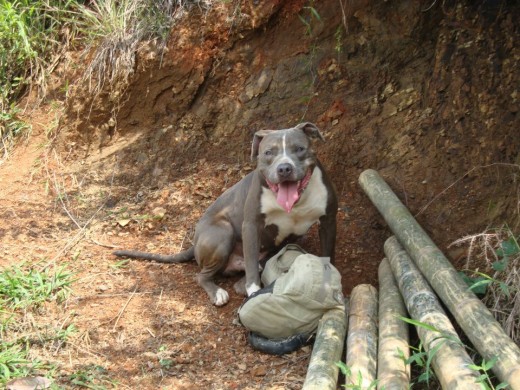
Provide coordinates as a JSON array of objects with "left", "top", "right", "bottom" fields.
[{"left": 238, "top": 244, "right": 344, "bottom": 340}]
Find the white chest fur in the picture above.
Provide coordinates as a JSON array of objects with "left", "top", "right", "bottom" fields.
[{"left": 260, "top": 167, "right": 328, "bottom": 245}]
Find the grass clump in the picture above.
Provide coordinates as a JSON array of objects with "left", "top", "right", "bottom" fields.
[
  {"left": 0, "top": 263, "right": 75, "bottom": 386},
  {"left": 74, "top": 0, "right": 214, "bottom": 99},
  {"left": 451, "top": 226, "right": 520, "bottom": 344},
  {"left": 0, "top": 342, "right": 50, "bottom": 385},
  {"left": 0, "top": 0, "right": 80, "bottom": 159},
  {"left": 68, "top": 364, "right": 118, "bottom": 389},
  {"left": 0, "top": 263, "right": 73, "bottom": 311},
  {"left": 0, "top": 0, "right": 216, "bottom": 154},
  {"left": 336, "top": 361, "right": 378, "bottom": 389}
]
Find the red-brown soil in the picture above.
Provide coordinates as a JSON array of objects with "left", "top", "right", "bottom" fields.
[{"left": 1, "top": 0, "right": 518, "bottom": 388}]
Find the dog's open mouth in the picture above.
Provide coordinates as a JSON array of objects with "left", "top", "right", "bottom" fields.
[{"left": 266, "top": 169, "right": 313, "bottom": 213}]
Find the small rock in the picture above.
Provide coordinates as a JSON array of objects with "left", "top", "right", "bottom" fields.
[
  {"left": 6, "top": 376, "right": 52, "bottom": 390},
  {"left": 152, "top": 207, "right": 166, "bottom": 218},
  {"left": 251, "top": 365, "right": 267, "bottom": 377}
]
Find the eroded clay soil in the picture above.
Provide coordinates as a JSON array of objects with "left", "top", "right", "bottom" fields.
[{"left": 1, "top": 0, "right": 519, "bottom": 388}]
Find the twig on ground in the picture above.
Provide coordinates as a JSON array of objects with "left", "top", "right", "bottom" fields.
[
  {"left": 89, "top": 236, "right": 119, "bottom": 249},
  {"left": 155, "top": 288, "right": 163, "bottom": 312},
  {"left": 416, "top": 162, "right": 520, "bottom": 217},
  {"left": 42, "top": 150, "right": 117, "bottom": 268},
  {"left": 112, "top": 285, "right": 138, "bottom": 331}
]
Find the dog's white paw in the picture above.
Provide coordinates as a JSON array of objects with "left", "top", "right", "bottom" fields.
[
  {"left": 246, "top": 283, "right": 261, "bottom": 296},
  {"left": 214, "top": 288, "right": 229, "bottom": 306}
]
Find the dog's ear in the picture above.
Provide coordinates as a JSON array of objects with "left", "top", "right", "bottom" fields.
[
  {"left": 251, "top": 130, "right": 275, "bottom": 161},
  {"left": 295, "top": 122, "right": 325, "bottom": 141}
]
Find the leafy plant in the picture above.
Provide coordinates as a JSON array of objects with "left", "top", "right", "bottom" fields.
[
  {"left": 110, "top": 259, "right": 130, "bottom": 270},
  {"left": 398, "top": 317, "right": 444, "bottom": 386},
  {"left": 459, "top": 271, "right": 490, "bottom": 296},
  {"left": 468, "top": 357, "right": 509, "bottom": 390},
  {"left": 336, "top": 361, "right": 378, "bottom": 389},
  {"left": 0, "top": 104, "right": 31, "bottom": 159},
  {"left": 298, "top": 5, "right": 321, "bottom": 36},
  {"left": 334, "top": 25, "right": 343, "bottom": 61},
  {"left": 0, "top": 262, "right": 76, "bottom": 386}
]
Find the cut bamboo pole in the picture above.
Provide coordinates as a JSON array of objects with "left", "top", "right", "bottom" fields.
[
  {"left": 377, "top": 258, "right": 410, "bottom": 390},
  {"left": 385, "top": 236, "right": 481, "bottom": 389},
  {"left": 302, "top": 301, "right": 348, "bottom": 390},
  {"left": 359, "top": 169, "right": 520, "bottom": 389},
  {"left": 345, "top": 284, "right": 378, "bottom": 388}
]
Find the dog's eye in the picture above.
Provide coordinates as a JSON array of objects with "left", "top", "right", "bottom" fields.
[
  {"left": 296, "top": 146, "right": 305, "bottom": 153},
  {"left": 264, "top": 149, "right": 273, "bottom": 156}
]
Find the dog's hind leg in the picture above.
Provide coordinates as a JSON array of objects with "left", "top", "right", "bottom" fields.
[{"left": 193, "top": 222, "right": 235, "bottom": 306}]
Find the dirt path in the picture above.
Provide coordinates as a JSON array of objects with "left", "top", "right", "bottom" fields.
[{"left": 1, "top": 105, "right": 321, "bottom": 389}]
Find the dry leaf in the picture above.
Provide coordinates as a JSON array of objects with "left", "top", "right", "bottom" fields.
[{"left": 117, "top": 219, "right": 131, "bottom": 227}]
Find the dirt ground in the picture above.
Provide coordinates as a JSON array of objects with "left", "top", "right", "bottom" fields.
[{"left": 1, "top": 0, "right": 519, "bottom": 388}]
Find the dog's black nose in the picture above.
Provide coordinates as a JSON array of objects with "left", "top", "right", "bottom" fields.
[{"left": 277, "top": 163, "right": 293, "bottom": 178}]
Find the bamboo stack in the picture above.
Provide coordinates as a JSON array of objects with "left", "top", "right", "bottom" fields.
[
  {"left": 359, "top": 168, "right": 520, "bottom": 389},
  {"left": 302, "top": 169, "right": 520, "bottom": 388}
]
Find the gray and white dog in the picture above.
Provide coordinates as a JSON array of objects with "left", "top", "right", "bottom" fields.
[{"left": 114, "top": 122, "right": 337, "bottom": 306}]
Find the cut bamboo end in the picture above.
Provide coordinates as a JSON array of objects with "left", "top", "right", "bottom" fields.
[
  {"left": 377, "top": 258, "right": 410, "bottom": 390},
  {"left": 302, "top": 301, "right": 348, "bottom": 390},
  {"left": 359, "top": 169, "right": 520, "bottom": 389},
  {"left": 385, "top": 236, "right": 481, "bottom": 389},
  {"left": 345, "top": 284, "right": 378, "bottom": 388}
]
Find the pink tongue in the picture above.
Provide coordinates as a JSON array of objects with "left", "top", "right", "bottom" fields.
[{"left": 277, "top": 182, "right": 300, "bottom": 213}]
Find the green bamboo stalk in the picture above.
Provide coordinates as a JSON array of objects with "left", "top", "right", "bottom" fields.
[
  {"left": 377, "top": 258, "right": 410, "bottom": 390},
  {"left": 385, "top": 236, "right": 481, "bottom": 389},
  {"left": 302, "top": 301, "right": 348, "bottom": 390},
  {"left": 345, "top": 284, "right": 378, "bottom": 388},
  {"left": 359, "top": 169, "right": 520, "bottom": 389}
]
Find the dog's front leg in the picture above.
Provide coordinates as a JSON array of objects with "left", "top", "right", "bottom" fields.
[
  {"left": 319, "top": 210, "right": 337, "bottom": 264},
  {"left": 242, "top": 219, "right": 261, "bottom": 296},
  {"left": 242, "top": 175, "right": 262, "bottom": 296}
]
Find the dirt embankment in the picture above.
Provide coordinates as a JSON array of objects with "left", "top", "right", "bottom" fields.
[
  {"left": 60, "top": 0, "right": 519, "bottom": 287},
  {"left": 2, "top": 0, "right": 518, "bottom": 388}
]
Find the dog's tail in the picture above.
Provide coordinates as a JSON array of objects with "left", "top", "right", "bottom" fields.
[{"left": 113, "top": 247, "right": 195, "bottom": 263}]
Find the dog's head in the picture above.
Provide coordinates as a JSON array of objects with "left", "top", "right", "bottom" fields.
[{"left": 251, "top": 122, "right": 325, "bottom": 212}]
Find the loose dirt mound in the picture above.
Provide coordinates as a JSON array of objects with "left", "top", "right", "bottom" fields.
[{"left": 2, "top": 0, "right": 519, "bottom": 388}]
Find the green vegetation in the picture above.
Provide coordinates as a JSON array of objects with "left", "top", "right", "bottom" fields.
[
  {"left": 0, "top": 263, "right": 73, "bottom": 311},
  {"left": 390, "top": 317, "right": 507, "bottom": 389},
  {"left": 336, "top": 361, "right": 379, "bottom": 390},
  {"left": 0, "top": 0, "right": 81, "bottom": 158},
  {"left": 0, "top": 262, "right": 75, "bottom": 386},
  {"left": 0, "top": 343, "right": 49, "bottom": 384},
  {"left": 454, "top": 227, "right": 520, "bottom": 344},
  {"left": 68, "top": 364, "right": 118, "bottom": 389},
  {"left": 0, "top": 0, "right": 210, "bottom": 158},
  {"left": 468, "top": 357, "right": 509, "bottom": 390},
  {"left": 74, "top": 0, "right": 183, "bottom": 97}
]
